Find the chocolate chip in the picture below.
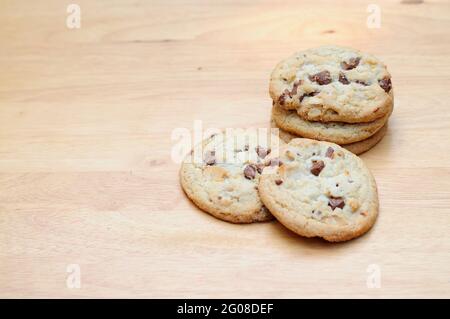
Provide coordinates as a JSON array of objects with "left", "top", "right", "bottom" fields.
[
  {"left": 204, "top": 151, "right": 216, "bottom": 165},
  {"left": 325, "top": 147, "right": 334, "bottom": 159},
  {"left": 277, "top": 89, "right": 290, "bottom": 105},
  {"left": 277, "top": 81, "right": 302, "bottom": 105},
  {"left": 310, "top": 160, "right": 325, "bottom": 176},
  {"left": 299, "top": 91, "right": 318, "bottom": 102},
  {"left": 328, "top": 197, "right": 345, "bottom": 210},
  {"left": 338, "top": 72, "right": 350, "bottom": 85},
  {"left": 255, "top": 146, "right": 270, "bottom": 159},
  {"left": 243, "top": 164, "right": 257, "bottom": 180},
  {"left": 256, "top": 163, "right": 265, "bottom": 174},
  {"left": 355, "top": 80, "right": 369, "bottom": 86},
  {"left": 309, "top": 70, "right": 332, "bottom": 85},
  {"left": 340, "top": 57, "right": 361, "bottom": 70},
  {"left": 379, "top": 77, "right": 392, "bottom": 93},
  {"left": 266, "top": 158, "right": 282, "bottom": 167},
  {"left": 290, "top": 80, "right": 301, "bottom": 96},
  {"left": 275, "top": 179, "right": 283, "bottom": 185}
]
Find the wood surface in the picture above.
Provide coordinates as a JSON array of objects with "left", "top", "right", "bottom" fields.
[{"left": 1, "top": 0, "right": 449, "bottom": 298}]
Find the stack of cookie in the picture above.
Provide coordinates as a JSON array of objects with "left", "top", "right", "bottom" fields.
[
  {"left": 180, "top": 45, "right": 389, "bottom": 242},
  {"left": 269, "top": 46, "right": 393, "bottom": 154}
]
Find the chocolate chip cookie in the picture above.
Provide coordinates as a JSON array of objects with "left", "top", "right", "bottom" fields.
[
  {"left": 258, "top": 138, "right": 379, "bottom": 241},
  {"left": 180, "top": 130, "right": 282, "bottom": 223},
  {"left": 269, "top": 45, "right": 393, "bottom": 123},
  {"left": 270, "top": 118, "right": 388, "bottom": 155},
  {"left": 272, "top": 103, "right": 391, "bottom": 144}
]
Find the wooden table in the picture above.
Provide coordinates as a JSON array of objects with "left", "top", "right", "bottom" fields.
[{"left": 1, "top": 0, "right": 449, "bottom": 298}]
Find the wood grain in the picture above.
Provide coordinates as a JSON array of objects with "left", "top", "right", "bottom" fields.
[{"left": 0, "top": 0, "right": 449, "bottom": 298}]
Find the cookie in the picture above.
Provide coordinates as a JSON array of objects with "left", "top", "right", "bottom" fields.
[
  {"left": 258, "top": 138, "right": 379, "bottom": 242},
  {"left": 180, "top": 129, "right": 282, "bottom": 223},
  {"left": 272, "top": 103, "right": 391, "bottom": 144},
  {"left": 270, "top": 118, "right": 388, "bottom": 155},
  {"left": 269, "top": 45, "right": 393, "bottom": 123},
  {"left": 341, "top": 124, "right": 387, "bottom": 155}
]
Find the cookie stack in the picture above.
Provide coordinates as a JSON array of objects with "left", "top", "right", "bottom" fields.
[
  {"left": 180, "top": 45, "right": 390, "bottom": 242},
  {"left": 269, "top": 46, "right": 393, "bottom": 154}
]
